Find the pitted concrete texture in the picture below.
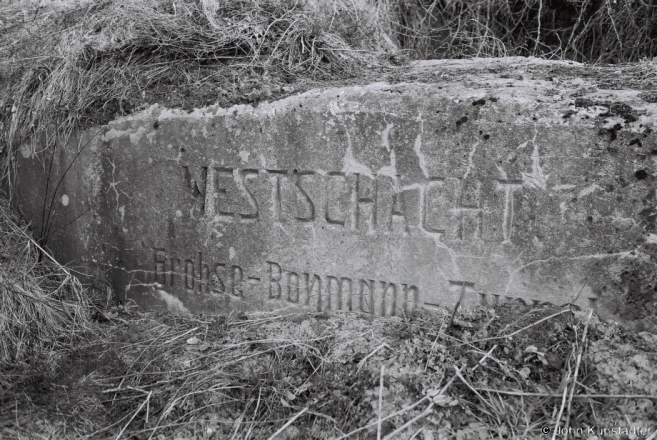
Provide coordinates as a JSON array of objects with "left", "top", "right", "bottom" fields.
[{"left": 14, "top": 58, "right": 657, "bottom": 329}]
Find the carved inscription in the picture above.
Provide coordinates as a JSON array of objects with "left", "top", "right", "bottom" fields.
[
  {"left": 153, "top": 250, "right": 555, "bottom": 312},
  {"left": 154, "top": 249, "right": 244, "bottom": 297},
  {"left": 266, "top": 261, "right": 419, "bottom": 316},
  {"left": 153, "top": 249, "right": 419, "bottom": 316},
  {"left": 181, "top": 166, "right": 521, "bottom": 242}
]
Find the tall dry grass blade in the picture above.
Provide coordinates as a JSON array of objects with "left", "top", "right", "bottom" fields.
[
  {"left": 563, "top": 309, "right": 593, "bottom": 440},
  {"left": 0, "top": 190, "right": 92, "bottom": 384},
  {"left": 550, "top": 319, "right": 581, "bottom": 440},
  {"left": 382, "top": 403, "right": 433, "bottom": 440},
  {"left": 116, "top": 391, "right": 152, "bottom": 440},
  {"left": 335, "top": 395, "right": 431, "bottom": 440},
  {"left": 377, "top": 364, "right": 385, "bottom": 440},
  {"left": 267, "top": 407, "right": 308, "bottom": 440}
]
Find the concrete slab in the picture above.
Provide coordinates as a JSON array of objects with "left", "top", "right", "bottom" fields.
[{"left": 13, "top": 58, "right": 657, "bottom": 328}]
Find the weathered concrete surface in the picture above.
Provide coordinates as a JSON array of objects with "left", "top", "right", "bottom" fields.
[{"left": 14, "top": 58, "right": 657, "bottom": 329}]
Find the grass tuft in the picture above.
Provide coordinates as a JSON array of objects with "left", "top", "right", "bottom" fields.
[
  {"left": 0, "top": 0, "right": 398, "bottom": 190},
  {"left": 1, "top": 0, "right": 656, "bottom": 190},
  {"left": 0, "top": 190, "right": 94, "bottom": 387}
]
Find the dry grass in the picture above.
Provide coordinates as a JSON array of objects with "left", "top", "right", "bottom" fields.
[
  {"left": 395, "top": 0, "right": 657, "bottom": 62},
  {"left": 0, "top": 190, "right": 94, "bottom": 387},
  {"left": 0, "top": 0, "right": 398, "bottom": 192},
  {"left": 4, "top": 299, "right": 655, "bottom": 439},
  {"left": 1, "top": 0, "right": 656, "bottom": 191}
]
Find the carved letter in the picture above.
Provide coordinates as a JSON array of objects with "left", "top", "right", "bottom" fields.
[
  {"left": 240, "top": 169, "right": 259, "bottom": 221},
  {"left": 267, "top": 170, "right": 287, "bottom": 222},
  {"left": 301, "top": 273, "right": 322, "bottom": 310},
  {"left": 214, "top": 167, "right": 235, "bottom": 220},
  {"left": 326, "top": 276, "right": 340, "bottom": 310},
  {"left": 325, "top": 172, "right": 346, "bottom": 226},
  {"left": 390, "top": 190, "right": 410, "bottom": 233},
  {"left": 154, "top": 248, "right": 167, "bottom": 285},
  {"left": 352, "top": 174, "right": 376, "bottom": 231},
  {"left": 456, "top": 179, "right": 484, "bottom": 240},
  {"left": 182, "top": 166, "right": 207, "bottom": 214},
  {"left": 448, "top": 280, "right": 476, "bottom": 308},
  {"left": 184, "top": 258, "right": 195, "bottom": 290},
  {"left": 268, "top": 261, "right": 282, "bottom": 299},
  {"left": 422, "top": 178, "right": 446, "bottom": 234},
  {"left": 196, "top": 252, "right": 210, "bottom": 293},
  {"left": 230, "top": 265, "right": 243, "bottom": 297},
  {"left": 212, "top": 263, "right": 226, "bottom": 294},
  {"left": 357, "top": 279, "right": 375, "bottom": 314},
  {"left": 287, "top": 272, "right": 299, "bottom": 303},
  {"left": 294, "top": 171, "right": 315, "bottom": 222},
  {"left": 169, "top": 255, "right": 181, "bottom": 287},
  {"left": 402, "top": 284, "right": 420, "bottom": 316},
  {"left": 495, "top": 179, "right": 522, "bottom": 244},
  {"left": 340, "top": 278, "right": 353, "bottom": 311},
  {"left": 378, "top": 281, "right": 397, "bottom": 317}
]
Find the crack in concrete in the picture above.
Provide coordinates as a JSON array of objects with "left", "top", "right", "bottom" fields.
[
  {"left": 402, "top": 182, "right": 461, "bottom": 280},
  {"left": 378, "top": 120, "right": 397, "bottom": 180},
  {"left": 342, "top": 126, "right": 373, "bottom": 178},
  {"left": 414, "top": 112, "right": 429, "bottom": 179},
  {"left": 462, "top": 142, "right": 479, "bottom": 181},
  {"left": 105, "top": 158, "right": 124, "bottom": 219},
  {"left": 381, "top": 121, "right": 394, "bottom": 152},
  {"left": 553, "top": 184, "right": 576, "bottom": 191},
  {"left": 496, "top": 164, "right": 508, "bottom": 180},
  {"left": 560, "top": 201, "right": 567, "bottom": 223},
  {"left": 520, "top": 130, "right": 549, "bottom": 190},
  {"left": 578, "top": 183, "right": 602, "bottom": 198},
  {"left": 99, "top": 262, "right": 151, "bottom": 275}
]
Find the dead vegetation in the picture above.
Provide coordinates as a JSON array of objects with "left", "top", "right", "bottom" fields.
[
  {"left": 0, "top": 191, "right": 94, "bottom": 387},
  {"left": 1, "top": 0, "right": 657, "bottom": 182},
  {"left": 2, "top": 284, "right": 656, "bottom": 439},
  {"left": 0, "top": 0, "right": 398, "bottom": 189},
  {"left": 396, "top": 0, "right": 657, "bottom": 62},
  {"left": 1, "top": 0, "right": 657, "bottom": 438}
]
